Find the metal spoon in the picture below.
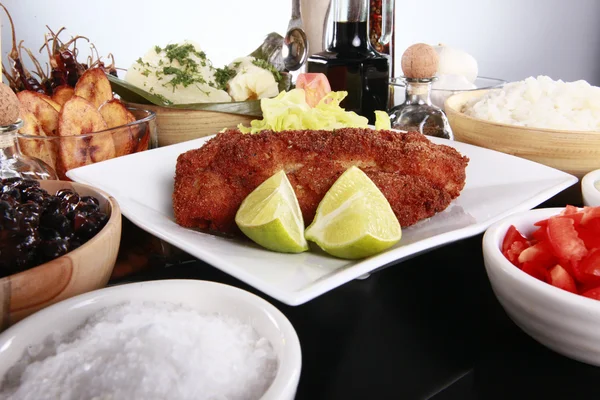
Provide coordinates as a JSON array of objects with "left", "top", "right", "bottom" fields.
[{"left": 282, "top": 0, "right": 308, "bottom": 71}]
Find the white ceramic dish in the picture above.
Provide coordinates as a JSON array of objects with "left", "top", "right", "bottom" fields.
[
  {"left": 67, "top": 135, "right": 577, "bottom": 305},
  {"left": 0, "top": 280, "right": 301, "bottom": 400},
  {"left": 582, "top": 168, "right": 600, "bottom": 206},
  {"left": 483, "top": 208, "right": 600, "bottom": 366}
]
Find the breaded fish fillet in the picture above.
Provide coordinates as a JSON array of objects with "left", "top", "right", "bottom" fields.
[{"left": 173, "top": 128, "right": 469, "bottom": 234}]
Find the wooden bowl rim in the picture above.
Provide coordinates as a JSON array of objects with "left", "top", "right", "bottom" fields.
[
  {"left": 445, "top": 89, "right": 600, "bottom": 136},
  {"left": 0, "top": 181, "right": 121, "bottom": 284}
]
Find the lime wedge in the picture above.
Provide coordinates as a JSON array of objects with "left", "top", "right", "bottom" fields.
[
  {"left": 304, "top": 166, "right": 402, "bottom": 259},
  {"left": 235, "top": 170, "right": 308, "bottom": 253}
]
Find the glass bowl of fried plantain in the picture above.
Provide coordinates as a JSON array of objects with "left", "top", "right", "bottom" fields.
[{"left": 15, "top": 70, "right": 157, "bottom": 180}]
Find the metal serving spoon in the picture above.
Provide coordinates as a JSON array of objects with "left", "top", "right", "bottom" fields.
[{"left": 282, "top": 0, "right": 308, "bottom": 71}]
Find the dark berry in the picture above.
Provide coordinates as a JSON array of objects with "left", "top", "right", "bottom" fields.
[
  {"left": 38, "top": 238, "right": 70, "bottom": 261},
  {"left": 74, "top": 217, "right": 100, "bottom": 241},
  {"left": 0, "top": 194, "right": 17, "bottom": 207},
  {"left": 17, "top": 202, "right": 42, "bottom": 227},
  {"left": 19, "top": 226, "right": 40, "bottom": 249},
  {"left": 40, "top": 213, "right": 72, "bottom": 237},
  {"left": 80, "top": 196, "right": 100, "bottom": 207},
  {"left": 55, "top": 189, "right": 75, "bottom": 200},
  {"left": 75, "top": 198, "right": 100, "bottom": 214},
  {"left": 2, "top": 177, "right": 22, "bottom": 185},
  {"left": 21, "top": 186, "right": 48, "bottom": 203},
  {"left": 38, "top": 238, "right": 69, "bottom": 262},
  {"left": 2, "top": 186, "right": 20, "bottom": 203},
  {"left": 42, "top": 196, "right": 62, "bottom": 215},
  {"left": 39, "top": 227, "right": 61, "bottom": 241},
  {"left": 56, "top": 189, "right": 79, "bottom": 213},
  {"left": 13, "top": 179, "right": 40, "bottom": 190},
  {"left": 0, "top": 201, "right": 20, "bottom": 230}
]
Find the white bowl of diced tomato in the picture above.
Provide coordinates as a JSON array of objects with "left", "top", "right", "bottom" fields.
[
  {"left": 483, "top": 205, "right": 600, "bottom": 366},
  {"left": 582, "top": 169, "right": 600, "bottom": 207}
]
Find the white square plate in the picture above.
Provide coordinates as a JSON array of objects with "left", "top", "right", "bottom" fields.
[{"left": 67, "top": 135, "right": 577, "bottom": 305}]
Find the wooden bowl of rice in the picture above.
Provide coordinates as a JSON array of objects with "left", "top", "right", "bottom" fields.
[{"left": 445, "top": 89, "right": 600, "bottom": 179}]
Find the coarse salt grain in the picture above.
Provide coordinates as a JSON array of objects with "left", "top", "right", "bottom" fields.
[{"left": 0, "top": 301, "right": 278, "bottom": 400}]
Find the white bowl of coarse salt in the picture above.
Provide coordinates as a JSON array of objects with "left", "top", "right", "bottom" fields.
[{"left": 0, "top": 280, "right": 301, "bottom": 400}]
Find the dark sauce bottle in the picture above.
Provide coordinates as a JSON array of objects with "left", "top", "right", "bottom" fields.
[{"left": 307, "top": 0, "right": 390, "bottom": 124}]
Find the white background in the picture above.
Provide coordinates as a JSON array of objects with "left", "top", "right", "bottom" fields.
[{"left": 2, "top": 0, "right": 599, "bottom": 85}]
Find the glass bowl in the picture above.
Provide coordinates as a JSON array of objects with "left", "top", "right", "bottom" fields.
[
  {"left": 17, "top": 108, "right": 157, "bottom": 180},
  {"left": 389, "top": 76, "right": 506, "bottom": 110}
]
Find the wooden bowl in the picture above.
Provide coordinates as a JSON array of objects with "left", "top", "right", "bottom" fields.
[
  {"left": 0, "top": 180, "right": 121, "bottom": 330},
  {"left": 445, "top": 90, "right": 600, "bottom": 179},
  {"left": 128, "top": 103, "right": 255, "bottom": 147}
]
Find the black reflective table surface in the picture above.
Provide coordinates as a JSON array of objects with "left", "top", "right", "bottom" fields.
[{"left": 111, "top": 195, "right": 600, "bottom": 400}]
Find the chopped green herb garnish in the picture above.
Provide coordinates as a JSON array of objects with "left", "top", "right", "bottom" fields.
[
  {"left": 164, "top": 43, "right": 206, "bottom": 66},
  {"left": 154, "top": 45, "right": 162, "bottom": 53},
  {"left": 163, "top": 66, "right": 206, "bottom": 88},
  {"left": 214, "top": 66, "right": 237, "bottom": 90},
  {"left": 252, "top": 59, "right": 282, "bottom": 82}
]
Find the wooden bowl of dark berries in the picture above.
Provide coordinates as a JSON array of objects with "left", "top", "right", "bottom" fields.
[{"left": 0, "top": 177, "right": 121, "bottom": 330}]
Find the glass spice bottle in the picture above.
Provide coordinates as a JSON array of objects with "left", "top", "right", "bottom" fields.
[
  {"left": 0, "top": 120, "right": 58, "bottom": 180},
  {"left": 388, "top": 43, "right": 453, "bottom": 140},
  {"left": 369, "top": 0, "right": 395, "bottom": 73}
]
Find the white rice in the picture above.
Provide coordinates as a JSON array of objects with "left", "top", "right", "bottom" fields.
[
  {"left": 463, "top": 75, "right": 600, "bottom": 131},
  {"left": 0, "top": 301, "right": 278, "bottom": 400}
]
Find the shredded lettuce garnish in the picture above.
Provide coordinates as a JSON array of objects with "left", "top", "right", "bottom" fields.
[
  {"left": 374, "top": 110, "right": 392, "bottom": 130},
  {"left": 238, "top": 89, "right": 374, "bottom": 133}
]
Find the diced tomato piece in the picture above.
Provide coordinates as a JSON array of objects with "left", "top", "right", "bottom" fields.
[
  {"left": 579, "top": 248, "right": 600, "bottom": 278},
  {"left": 502, "top": 225, "right": 528, "bottom": 253},
  {"left": 577, "top": 225, "right": 600, "bottom": 250},
  {"left": 548, "top": 264, "right": 577, "bottom": 293},
  {"left": 296, "top": 73, "right": 332, "bottom": 107},
  {"left": 517, "top": 241, "right": 557, "bottom": 269},
  {"left": 578, "top": 280, "right": 600, "bottom": 294},
  {"left": 546, "top": 217, "right": 588, "bottom": 262},
  {"left": 560, "top": 205, "right": 584, "bottom": 225},
  {"left": 582, "top": 286, "right": 600, "bottom": 301},
  {"left": 531, "top": 226, "right": 548, "bottom": 242},
  {"left": 562, "top": 205, "right": 580, "bottom": 215},
  {"left": 581, "top": 206, "right": 600, "bottom": 226},
  {"left": 564, "top": 258, "right": 600, "bottom": 286},
  {"left": 522, "top": 262, "right": 550, "bottom": 282},
  {"left": 536, "top": 207, "right": 584, "bottom": 228},
  {"left": 561, "top": 260, "right": 583, "bottom": 283},
  {"left": 503, "top": 241, "right": 530, "bottom": 266}
]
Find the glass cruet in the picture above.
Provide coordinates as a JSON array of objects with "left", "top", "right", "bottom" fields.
[
  {"left": 307, "top": 0, "right": 392, "bottom": 124},
  {"left": 388, "top": 43, "right": 453, "bottom": 139},
  {"left": 0, "top": 120, "right": 58, "bottom": 180},
  {"left": 388, "top": 76, "right": 454, "bottom": 139}
]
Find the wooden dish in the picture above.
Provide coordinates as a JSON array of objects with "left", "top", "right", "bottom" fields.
[
  {"left": 0, "top": 180, "right": 121, "bottom": 330},
  {"left": 128, "top": 102, "right": 255, "bottom": 147},
  {"left": 445, "top": 90, "right": 600, "bottom": 179}
]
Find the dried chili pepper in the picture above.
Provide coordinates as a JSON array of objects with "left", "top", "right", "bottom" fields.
[{"left": 0, "top": 3, "right": 48, "bottom": 94}]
